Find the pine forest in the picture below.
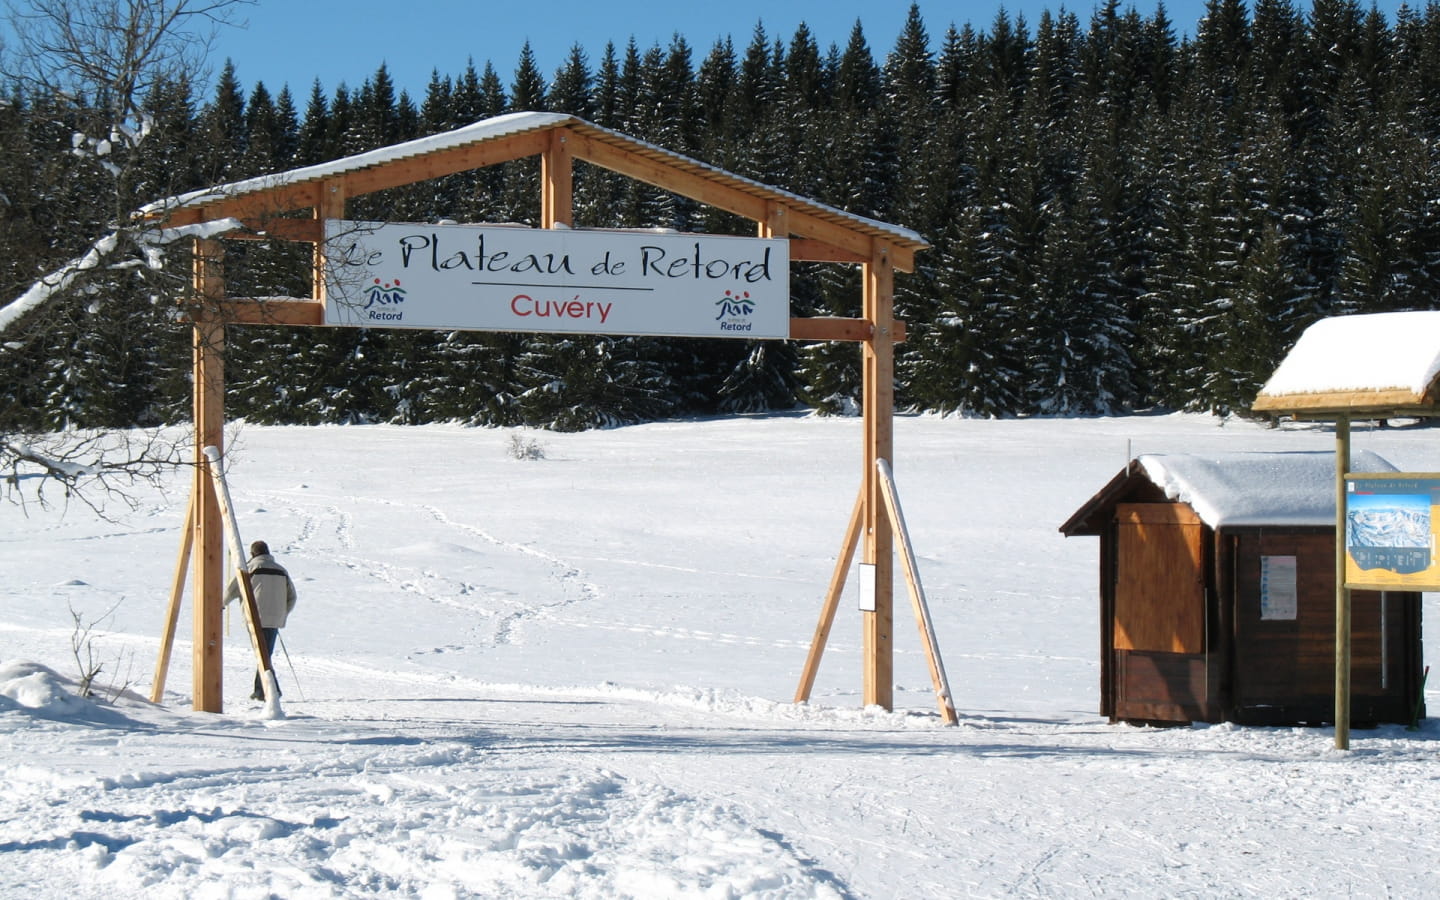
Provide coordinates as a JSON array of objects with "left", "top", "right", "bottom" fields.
[{"left": 4, "top": 0, "right": 1440, "bottom": 433}]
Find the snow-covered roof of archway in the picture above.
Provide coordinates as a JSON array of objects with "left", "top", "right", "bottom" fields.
[
  {"left": 136, "top": 110, "right": 928, "bottom": 260},
  {"left": 1253, "top": 310, "right": 1440, "bottom": 416}
]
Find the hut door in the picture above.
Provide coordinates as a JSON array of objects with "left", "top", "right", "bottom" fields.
[
  {"left": 1112, "top": 503, "right": 1207, "bottom": 722},
  {"left": 1115, "top": 504, "right": 1204, "bottom": 653}
]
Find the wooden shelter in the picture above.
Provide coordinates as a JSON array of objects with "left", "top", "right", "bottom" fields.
[
  {"left": 1061, "top": 451, "right": 1425, "bottom": 726},
  {"left": 1252, "top": 311, "right": 1440, "bottom": 419},
  {"left": 135, "top": 111, "right": 950, "bottom": 719}
]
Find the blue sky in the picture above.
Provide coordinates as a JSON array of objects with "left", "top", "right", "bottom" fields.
[{"left": 208, "top": 0, "right": 1417, "bottom": 100}]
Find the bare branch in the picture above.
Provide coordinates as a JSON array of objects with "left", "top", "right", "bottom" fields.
[
  {"left": 3, "top": 427, "right": 190, "bottom": 518},
  {"left": 1, "top": 0, "right": 254, "bottom": 131},
  {"left": 0, "top": 2, "right": 251, "bottom": 517}
]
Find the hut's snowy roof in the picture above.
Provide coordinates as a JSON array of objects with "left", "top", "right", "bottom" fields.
[
  {"left": 1061, "top": 449, "right": 1397, "bottom": 535},
  {"left": 1137, "top": 450, "right": 1395, "bottom": 528},
  {"left": 1254, "top": 311, "right": 1440, "bottom": 416}
]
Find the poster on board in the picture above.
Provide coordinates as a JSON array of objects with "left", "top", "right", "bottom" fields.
[
  {"left": 1344, "top": 473, "right": 1440, "bottom": 590},
  {"left": 321, "top": 220, "right": 791, "bottom": 339}
]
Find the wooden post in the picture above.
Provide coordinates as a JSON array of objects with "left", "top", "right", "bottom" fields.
[
  {"left": 761, "top": 201, "right": 789, "bottom": 240},
  {"left": 192, "top": 238, "right": 226, "bottom": 712},
  {"left": 150, "top": 491, "right": 195, "bottom": 703},
  {"left": 542, "top": 131, "right": 573, "bottom": 229},
  {"left": 1335, "top": 415, "right": 1352, "bottom": 750},
  {"left": 862, "top": 246, "right": 896, "bottom": 709},
  {"left": 795, "top": 487, "right": 865, "bottom": 703},
  {"left": 314, "top": 179, "right": 345, "bottom": 308}
]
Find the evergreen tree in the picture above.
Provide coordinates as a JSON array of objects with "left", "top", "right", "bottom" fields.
[
  {"left": 295, "top": 80, "right": 330, "bottom": 165},
  {"left": 511, "top": 42, "right": 548, "bottom": 111},
  {"left": 550, "top": 45, "right": 593, "bottom": 118},
  {"left": 195, "top": 59, "right": 246, "bottom": 181}
]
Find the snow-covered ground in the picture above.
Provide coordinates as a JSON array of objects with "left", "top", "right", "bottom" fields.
[{"left": 3, "top": 413, "right": 1438, "bottom": 898}]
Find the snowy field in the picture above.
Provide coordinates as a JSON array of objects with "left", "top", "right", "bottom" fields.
[{"left": 2, "top": 412, "right": 1439, "bottom": 898}]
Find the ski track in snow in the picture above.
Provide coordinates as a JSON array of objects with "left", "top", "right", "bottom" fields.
[
  {"left": 249, "top": 489, "right": 605, "bottom": 651},
  {"left": 14, "top": 656, "right": 1437, "bottom": 900},
  {"left": 2, "top": 722, "right": 836, "bottom": 898}
]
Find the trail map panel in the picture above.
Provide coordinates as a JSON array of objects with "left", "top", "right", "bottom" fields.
[
  {"left": 1345, "top": 473, "right": 1440, "bottom": 589},
  {"left": 322, "top": 220, "right": 790, "bottom": 339}
]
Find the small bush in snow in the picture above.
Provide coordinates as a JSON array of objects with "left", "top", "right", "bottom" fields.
[{"left": 507, "top": 433, "right": 546, "bottom": 461}]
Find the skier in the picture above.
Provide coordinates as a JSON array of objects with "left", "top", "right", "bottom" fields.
[{"left": 223, "top": 540, "right": 298, "bottom": 700}]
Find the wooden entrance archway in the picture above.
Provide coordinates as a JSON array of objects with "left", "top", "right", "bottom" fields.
[{"left": 138, "top": 112, "right": 949, "bottom": 720}]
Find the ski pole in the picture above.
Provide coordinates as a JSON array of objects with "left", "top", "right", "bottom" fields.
[{"left": 277, "top": 632, "right": 307, "bottom": 702}]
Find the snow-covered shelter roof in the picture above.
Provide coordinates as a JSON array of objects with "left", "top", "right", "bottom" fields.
[
  {"left": 135, "top": 110, "right": 928, "bottom": 265},
  {"left": 1253, "top": 311, "right": 1440, "bottom": 417},
  {"left": 1061, "top": 450, "right": 1397, "bottom": 534}
]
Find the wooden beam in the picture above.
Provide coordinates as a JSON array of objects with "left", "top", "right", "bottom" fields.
[
  {"left": 315, "top": 180, "right": 346, "bottom": 304},
  {"left": 191, "top": 239, "right": 226, "bottom": 713},
  {"left": 342, "top": 130, "right": 552, "bottom": 198},
  {"left": 789, "top": 238, "right": 867, "bottom": 265},
  {"left": 218, "top": 298, "right": 325, "bottom": 326},
  {"left": 790, "top": 317, "right": 870, "bottom": 342},
  {"left": 566, "top": 129, "right": 912, "bottom": 268},
  {"left": 160, "top": 182, "right": 325, "bottom": 229},
  {"left": 1253, "top": 389, "right": 1435, "bottom": 415},
  {"left": 789, "top": 317, "right": 906, "bottom": 343},
  {"left": 144, "top": 131, "right": 553, "bottom": 228},
  {"left": 230, "top": 218, "right": 324, "bottom": 243},
  {"left": 762, "top": 201, "right": 789, "bottom": 239},
  {"left": 569, "top": 130, "right": 767, "bottom": 219},
  {"left": 861, "top": 247, "right": 897, "bottom": 710},
  {"left": 542, "top": 130, "right": 574, "bottom": 229}
]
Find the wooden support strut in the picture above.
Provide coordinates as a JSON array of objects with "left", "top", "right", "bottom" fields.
[
  {"left": 795, "top": 487, "right": 865, "bottom": 703},
  {"left": 150, "top": 491, "right": 195, "bottom": 703},
  {"left": 877, "top": 458, "right": 959, "bottom": 724},
  {"left": 202, "top": 445, "right": 280, "bottom": 709}
]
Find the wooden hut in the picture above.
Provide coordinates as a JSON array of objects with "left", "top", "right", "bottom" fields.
[{"left": 1061, "top": 451, "right": 1425, "bottom": 726}]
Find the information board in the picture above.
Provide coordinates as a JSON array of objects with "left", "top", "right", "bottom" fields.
[
  {"left": 321, "top": 220, "right": 791, "bottom": 339},
  {"left": 1345, "top": 473, "right": 1440, "bottom": 590}
]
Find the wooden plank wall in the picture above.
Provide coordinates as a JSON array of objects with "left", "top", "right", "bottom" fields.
[{"left": 1231, "top": 530, "right": 1422, "bottom": 725}]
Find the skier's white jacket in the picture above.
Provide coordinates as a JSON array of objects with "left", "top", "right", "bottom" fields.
[{"left": 223, "top": 553, "right": 297, "bottom": 628}]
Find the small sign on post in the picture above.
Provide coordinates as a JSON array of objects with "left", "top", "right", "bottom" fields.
[
  {"left": 857, "top": 563, "right": 877, "bottom": 612},
  {"left": 322, "top": 220, "right": 791, "bottom": 339}
]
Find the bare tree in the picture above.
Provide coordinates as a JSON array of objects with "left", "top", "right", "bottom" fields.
[
  {"left": 1, "top": 0, "right": 250, "bottom": 133},
  {"left": 0, "top": 0, "right": 251, "bottom": 511}
]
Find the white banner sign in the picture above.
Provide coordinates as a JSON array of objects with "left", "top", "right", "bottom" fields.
[{"left": 322, "top": 220, "right": 790, "bottom": 339}]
